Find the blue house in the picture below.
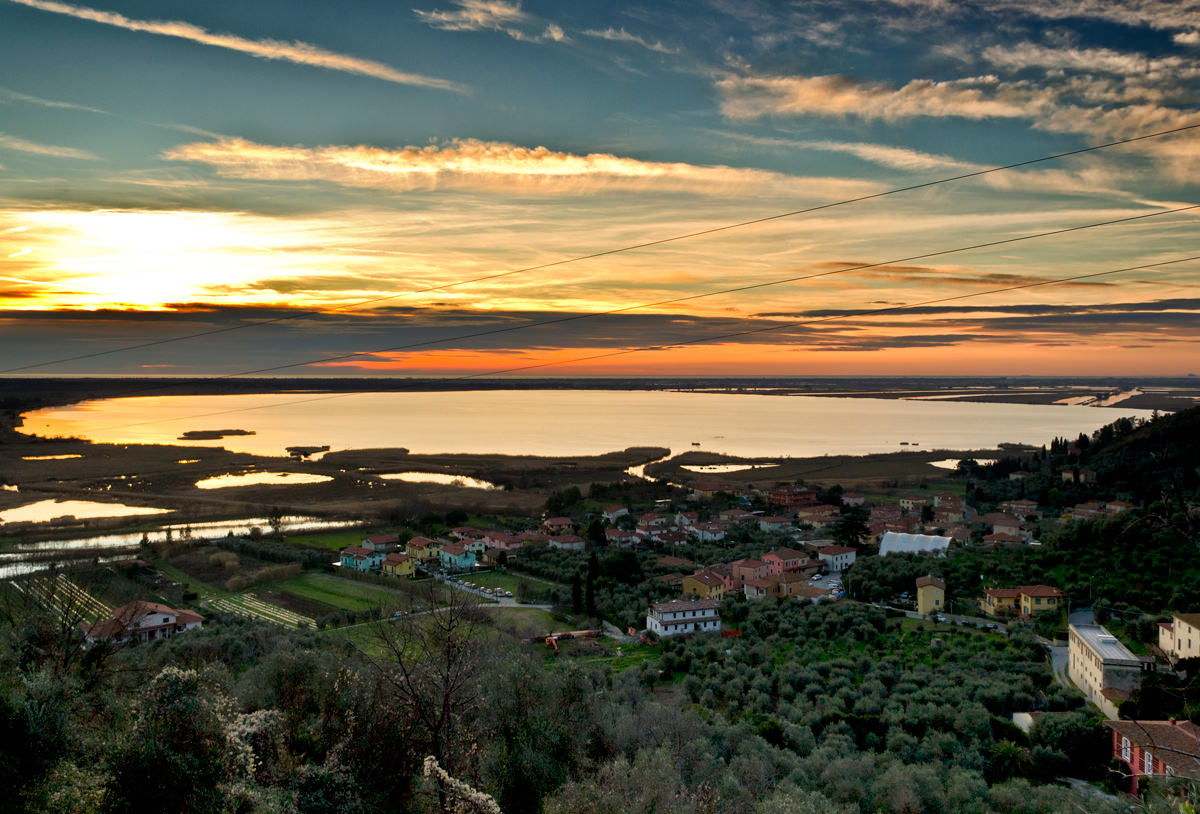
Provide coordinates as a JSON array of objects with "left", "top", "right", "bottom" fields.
[
  {"left": 340, "top": 546, "right": 385, "bottom": 572},
  {"left": 437, "top": 542, "right": 476, "bottom": 572}
]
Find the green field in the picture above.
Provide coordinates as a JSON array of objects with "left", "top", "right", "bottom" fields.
[
  {"left": 276, "top": 572, "right": 404, "bottom": 612},
  {"left": 548, "top": 637, "right": 660, "bottom": 671},
  {"left": 468, "top": 571, "right": 554, "bottom": 602},
  {"left": 285, "top": 529, "right": 374, "bottom": 551}
]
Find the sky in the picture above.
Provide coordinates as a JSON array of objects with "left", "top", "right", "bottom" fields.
[{"left": 0, "top": 0, "right": 1198, "bottom": 377}]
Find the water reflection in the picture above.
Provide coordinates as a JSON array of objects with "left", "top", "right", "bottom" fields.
[
  {"left": 679, "top": 463, "right": 780, "bottom": 474},
  {"left": 0, "top": 516, "right": 360, "bottom": 578},
  {"left": 1, "top": 499, "right": 170, "bottom": 525},
  {"left": 377, "top": 472, "right": 497, "bottom": 489},
  {"left": 23, "top": 391, "right": 1156, "bottom": 459},
  {"left": 195, "top": 472, "right": 333, "bottom": 489},
  {"left": 929, "top": 458, "right": 997, "bottom": 470}
]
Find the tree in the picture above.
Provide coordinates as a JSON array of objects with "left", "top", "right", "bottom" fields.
[
  {"left": 832, "top": 505, "right": 869, "bottom": 547},
  {"left": 373, "top": 587, "right": 489, "bottom": 784},
  {"left": 571, "top": 574, "right": 583, "bottom": 615}
]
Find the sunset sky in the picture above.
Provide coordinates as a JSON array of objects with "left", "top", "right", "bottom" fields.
[{"left": 1, "top": 0, "right": 1198, "bottom": 376}]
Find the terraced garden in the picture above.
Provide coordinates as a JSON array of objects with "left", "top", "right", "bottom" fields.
[
  {"left": 13, "top": 573, "right": 112, "bottom": 621},
  {"left": 208, "top": 593, "right": 315, "bottom": 628}
]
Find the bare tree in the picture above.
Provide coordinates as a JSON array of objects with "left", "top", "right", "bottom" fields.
[{"left": 371, "top": 583, "right": 490, "bottom": 782}]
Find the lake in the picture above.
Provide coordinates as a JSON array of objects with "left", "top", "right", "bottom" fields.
[{"left": 22, "top": 390, "right": 1155, "bottom": 458}]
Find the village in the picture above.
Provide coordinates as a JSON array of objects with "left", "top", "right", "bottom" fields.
[{"left": 8, "top": 407, "right": 1200, "bottom": 811}]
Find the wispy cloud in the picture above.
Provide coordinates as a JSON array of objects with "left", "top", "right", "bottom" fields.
[
  {"left": 582, "top": 27, "right": 678, "bottom": 54},
  {"left": 716, "top": 73, "right": 1056, "bottom": 122},
  {"left": 0, "top": 83, "right": 109, "bottom": 114},
  {"left": 163, "top": 136, "right": 885, "bottom": 196},
  {"left": 981, "top": 41, "right": 1195, "bottom": 78},
  {"left": 11, "top": 0, "right": 466, "bottom": 93},
  {"left": 711, "top": 131, "right": 979, "bottom": 172},
  {"left": 414, "top": 0, "right": 566, "bottom": 43},
  {"left": 0, "top": 132, "right": 98, "bottom": 160}
]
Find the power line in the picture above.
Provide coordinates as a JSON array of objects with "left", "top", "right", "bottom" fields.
[
  {"left": 4, "top": 119, "right": 1199, "bottom": 375},
  {"left": 203, "top": 204, "right": 1200, "bottom": 378},
  {"left": 77, "top": 252, "right": 1200, "bottom": 434},
  {"left": 15, "top": 202, "right": 1199, "bottom": 404}
]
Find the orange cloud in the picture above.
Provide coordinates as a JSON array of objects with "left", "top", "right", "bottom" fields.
[{"left": 164, "top": 136, "right": 886, "bottom": 196}]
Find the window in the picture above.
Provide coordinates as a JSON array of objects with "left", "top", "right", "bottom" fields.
[
  {"left": 1144, "top": 750, "right": 1153, "bottom": 774},
  {"left": 1121, "top": 737, "right": 1130, "bottom": 761}
]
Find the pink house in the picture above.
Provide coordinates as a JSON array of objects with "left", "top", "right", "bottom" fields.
[
  {"left": 761, "top": 547, "right": 808, "bottom": 575},
  {"left": 730, "top": 558, "right": 768, "bottom": 587}
]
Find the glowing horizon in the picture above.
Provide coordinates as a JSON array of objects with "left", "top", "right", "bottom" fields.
[{"left": 1, "top": 0, "right": 1198, "bottom": 376}]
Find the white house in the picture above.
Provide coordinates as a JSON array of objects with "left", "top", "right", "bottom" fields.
[
  {"left": 82, "top": 601, "right": 205, "bottom": 644},
  {"left": 646, "top": 598, "right": 721, "bottom": 637},
  {"left": 879, "top": 531, "right": 952, "bottom": 557},
  {"left": 817, "top": 545, "right": 857, "bottom": 572},
  {"left": 549, "top": 534, "right": 586, "bottom": 551},
  {"left": 692, "top": 521, "right": 727, "bottom": 543},
  {"left": 602, "top": 505, "right": 629, "bottom": 522}
]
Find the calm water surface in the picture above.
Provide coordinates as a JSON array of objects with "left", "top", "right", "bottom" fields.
[{"left": 24, "top": 391, "right": 1154, "bottom": 458}]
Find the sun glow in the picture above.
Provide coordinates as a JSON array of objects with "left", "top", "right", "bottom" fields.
[{"left": 0, "top": 208, "right": 377, "bottom": 310}]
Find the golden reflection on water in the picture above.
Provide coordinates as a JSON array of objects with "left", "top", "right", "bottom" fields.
[{"left": 23, "top": 391, "right": 1155, "bottom": 458}]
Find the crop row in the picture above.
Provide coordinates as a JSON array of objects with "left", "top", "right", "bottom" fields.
[
  {"left": 208, "top": 594, "right": 313, "bottom": 628},
  {"left": 14, "top": 574, "right": 111, "bottom": 622}
]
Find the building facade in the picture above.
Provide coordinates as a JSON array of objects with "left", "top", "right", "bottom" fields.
[
  {"left": 1159, "top": 613, "right": 1200, "bottom": 662},
  {"left": 646, "top": 599, "right": 721, "bottom": 637},
  {"left": 916, "top": 575, "right": 945, "bottom": 616},
  {"left": 1069, "top": 623, "right": 1143, "bottom": 719},
  {"left": 1106, "top": 719, "right": 1200, "bottom": 794}
]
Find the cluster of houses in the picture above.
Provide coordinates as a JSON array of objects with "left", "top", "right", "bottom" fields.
[
  {"left": 657, "top": 542, "right": 856, "bottom": 604},
  {"left": 338, "top": 533, "right": 482, "bottom": 577}
]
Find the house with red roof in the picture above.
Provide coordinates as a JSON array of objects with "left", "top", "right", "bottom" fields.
[
  {"left": 405, "top": 536, "right": 442, "bottom": 561},
  {"left": 540, "top": 516, "right": 574, "bottom": 534},
  {"left": 601, "top": 505, "right": 629, "bottom": 522},
  {"left": 82, "top": 601, "right": 204, "bottom": 644},
  {"left": 767, "top": 485, "right": 817, "bottom": 509},
  {"left": 817, "top": 545, "right": 857, "bottom": 572},
  {"left": 438, "top": 542, "right": 476, "bottom": 572},
  {"left": 549, "top": 534, "right": 586, "bottom": 551},
  {"left": 743, "top": 576, "right": 778, "bottom": 600},
  {"left": 730, "top": 558, "right": 768, "bottom": 587},
  {"left": 757, "top": 516, "right": 793, "bottom": 532},
  {"left": 1106, "top": 719, "right": 1200, "bottom": 794},
  {"left": 340, "top": 546, "right": 385, "bottom": 571},
  {"left": 981, "top": 585, "right": 1064, "bottom": 618},
  {"left": 692, "top": 521, "right": 727, "bottom": 542},
  {"left": 761, "top": 547, "right": 808, "bottom": 575},
  {"left": 382, "top": 552, "right": 416, "bottom": 578},
  {"left": 646, "top": 598, "right": 721, "bottom": 637},
  {"left": 361, "top": 533, "right": 399, "bottom": 551},
  {"left": 605, "top": 527, "right": 640, "bottom": 548}
]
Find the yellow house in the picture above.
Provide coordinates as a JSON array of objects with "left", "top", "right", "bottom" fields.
[
  {"left": 982, "top": 585, "right": 1063, "bottom": 617},
  {"left": 916, "top": 575, "right": 945, "bottom": 616},
  {"left": 382, "top": 552, "right": 415, "bottom": 578},
  {"left": 405, "top": 536, "right": 442, "bottom": 562},
  {"left": 681, "top": 571, "right": 725, "bottom": 600}
]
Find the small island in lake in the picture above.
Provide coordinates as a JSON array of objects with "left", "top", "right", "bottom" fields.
[{"left": 178, "top": 429, "right": 257, "bottom": 440}]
